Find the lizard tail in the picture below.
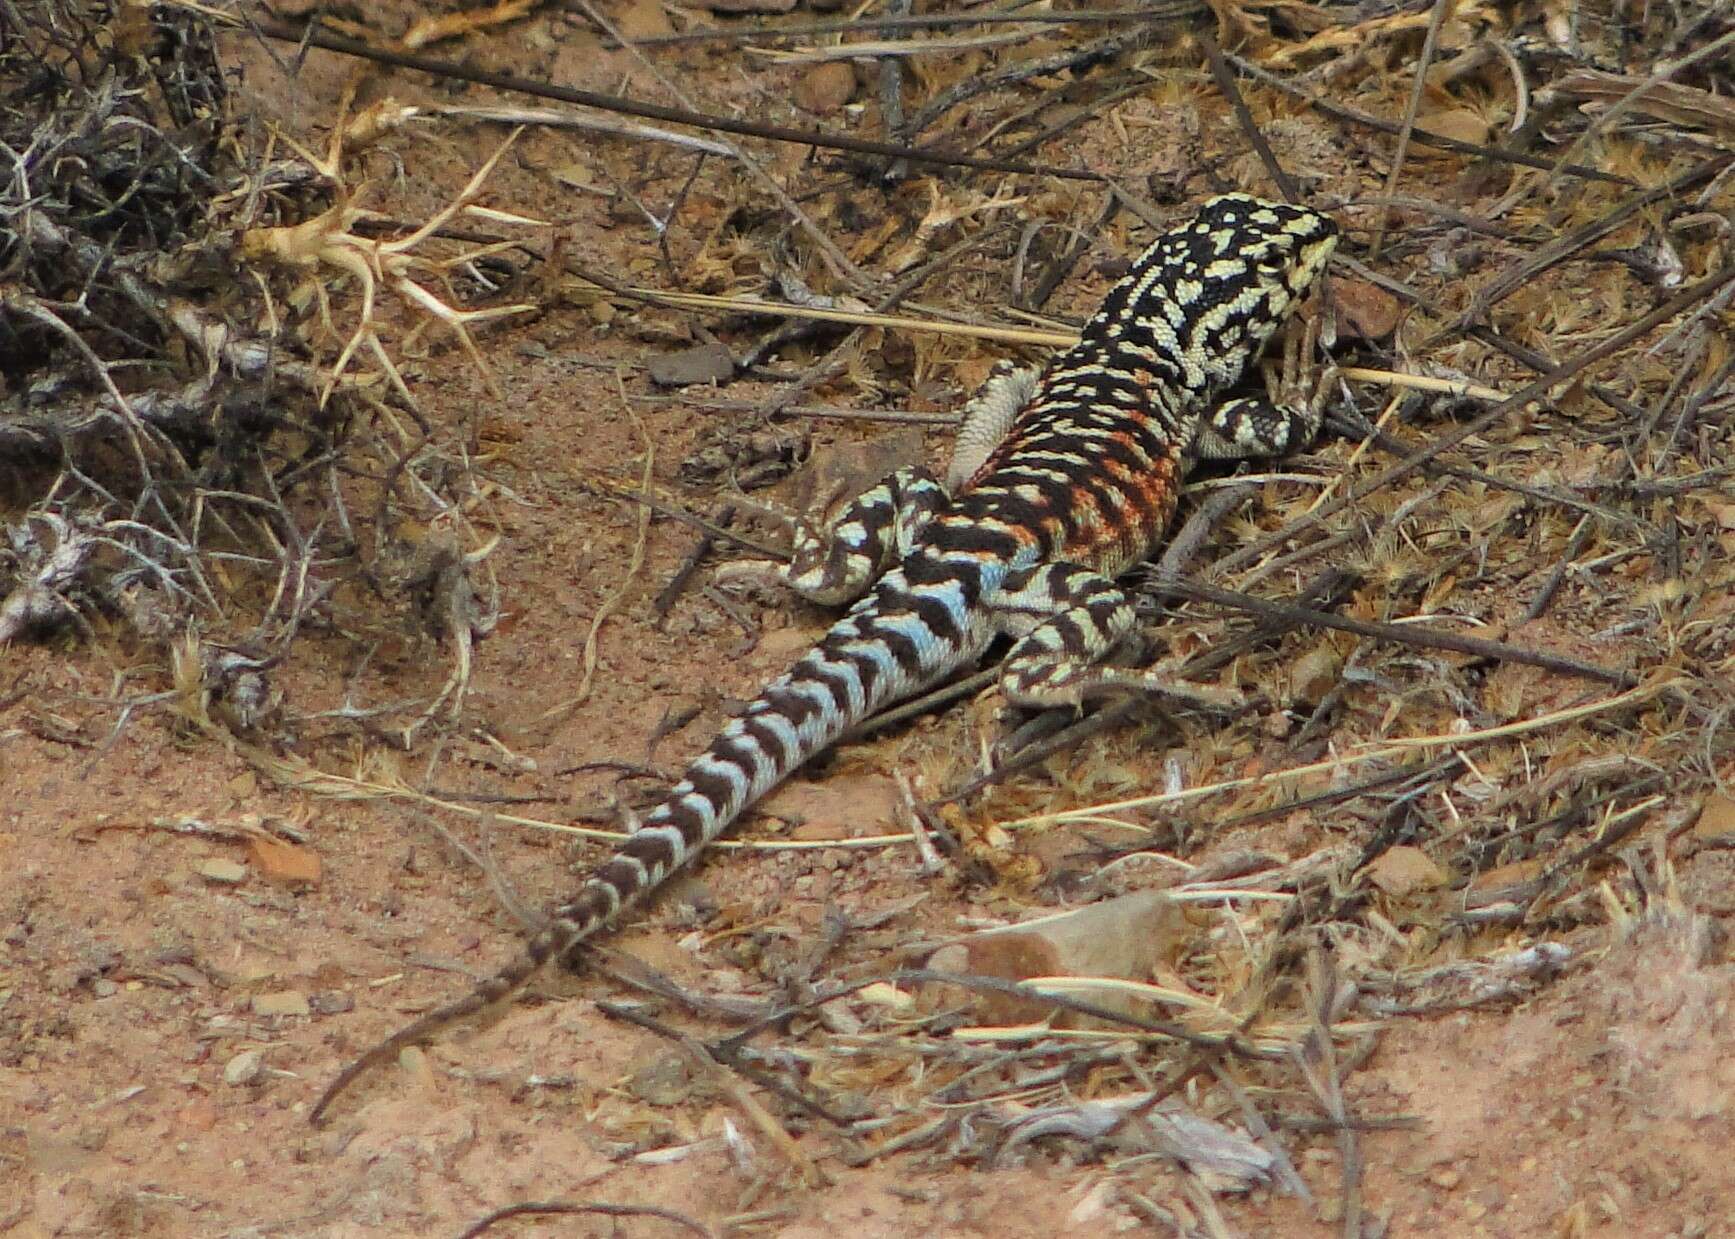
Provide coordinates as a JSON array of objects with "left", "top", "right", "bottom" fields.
[
  {"left": 546, "top": 576, "right": 953, "bottom": 938},
  {"left": 313, "top": 575, "right": 964, "bottom": 1122}
]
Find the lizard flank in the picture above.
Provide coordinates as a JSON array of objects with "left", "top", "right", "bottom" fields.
[{"left": 312, "top": 193, "right": 1339, "bottom": 1121}]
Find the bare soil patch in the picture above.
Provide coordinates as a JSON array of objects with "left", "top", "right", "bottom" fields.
[{"left": 4, "top": 1, "right": 1733, "bottom": 1236}]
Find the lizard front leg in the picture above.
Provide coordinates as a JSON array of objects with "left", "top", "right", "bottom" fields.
[
  {"left": 1191, "top": 315, "right": 1336, "bottom": 462},
  {"left": 986, "top": 561, "right": 1242, "bottom": 710}
]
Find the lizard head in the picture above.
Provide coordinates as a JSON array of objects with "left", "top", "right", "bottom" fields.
[
  {"left": 1105, "top": 194, "right": 1338, "bottom": 390},
  {"left": 1191, "top": 192, "right": 1338, "bottom": 353}
]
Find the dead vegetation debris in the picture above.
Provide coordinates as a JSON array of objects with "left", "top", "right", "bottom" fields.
[
  {"left": 5, "top": 0, "right": 1735, "bottom": 1232},
  {"left": 0, "top": 0, "right": 546, "bottom": 747}
]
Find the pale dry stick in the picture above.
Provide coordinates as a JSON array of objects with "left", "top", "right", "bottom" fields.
[
  {"left": 945, "top": 1022, "right": 1329, "bottom": 1051},
  {"left": 1026, "top": 974, "right": 1277, "bottom": 1013},
  {"left": 543, "top": 375, "right": 653, "bottom": 720},
  {"left": 1520, "top": 29, "right": 1735, "bottom": 216},
  {"left": 627, "top": 287, "right": 1074, "bottom": 345},
  {"left": 1366, "top": 0, "right": 1453, "bottom": 261},
  {"left": 456, "top": 1201, "right": 713, "bottom": 1239},
  {"left": 894, "top": 769, "right": 944, "bottom": 874},
  {"left": 606, "top": 4, "right": 1205, "bottom": 48},
  {"left": 250, "top": 751, "right": 919, "bottom": 851},
  {"left": 1496, "top": 39, "right": 1533, "bottom": 132},
  {"left": 576, "top": 0, "right": 868, "bottom": 293},
  {"left": 622, "top": 285, "right": 1517, "bottom": 401},
  {"left": 418, "top": 103, "right": 733, "bottom": 155},
  {"left": 1000, "top": 679, "right": 1671, "bottom": 830},
  {"left": 749, "top": 29, "right": 1037, "bottom": 64},
  {"left": 1333, "top": 367, "right": 1505, "bottom": 403},
  {"left": 1299, "top": 391, "right": 1404, "bottom": 521},
  {"left": 1210, "top": 261, "right": 1735, "bottom": 581}
]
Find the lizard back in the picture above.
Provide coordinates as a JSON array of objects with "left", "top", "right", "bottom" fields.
[{"left": 312, "top": 193, "right": 1338, "bottom": 1121}]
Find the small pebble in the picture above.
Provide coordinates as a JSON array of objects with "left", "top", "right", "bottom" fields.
[
  {"left": 794, "top": 62, "right": 856, "bottom": 115},
  {"left": 308, "top": 989, "right": 355, "bottom": 1015},
  {"left": 398, "top": 1045, "right": 439, "bottom": 1095},
  {"left": 253, "top": 990, "right": 310, "bottom": 1017},
  {"left": 223, "top": 1050, "right": 263, "bottom": 1086},
  {"left": 628, "top": 1053, "right": 697, "bottom": 1107},
  {"left": 647, "top": 342, "right": 734, "bottom": 387},
  {"left": 197, "top": 858, "right": 247, "bottom": 885}
]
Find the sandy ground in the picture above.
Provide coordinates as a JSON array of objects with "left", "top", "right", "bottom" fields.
[{"left": 5, "top": 4, "right": 1735, "bottom": 1236}]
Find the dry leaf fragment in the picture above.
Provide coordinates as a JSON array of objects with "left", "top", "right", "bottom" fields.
[
  {"left": 1702, "top": 499, "right": 1735, "bottom": 532},
  {"left": 197, "top": 858, "right": 247, "bottom": 885},
  {"left": 403, "top": 0, "right": 532, "bottom": 49},
  {"left": 1552, "top": 71, "right": 1735, "bottom": 145},
  {"left": 1328, "top": 277, "right": 1401, "bottom": 341},
  {"left": 615, "top": 0, "right": 673, "bottom": 40},
  {"left": 398, "top": 1045, "right": 439, "bottom": 1097},
  {"left": 1466, "top": 857, "right": 1546, "bottom": 907},
  {"left": 249, "top": 835, "right": 322, "bottom": 886},
  {"left": 253, "top": 990, "right": 311, "bottom": 1017},
  {"left": 1289, "top": 642, "right": 1343, "bottom": 706},
  {"left": 647, "top": 342, "right": 735, "bottom": 387},
  {"left": 693, "top": 0, "right": 796, "bottom": 12},
  {"left": 794, "top": 62, "right": 856, "bottom": 115},
  {"left": 927, "top": 891, "right": 1185, "bottom": 1024},
  {"left": 1362, "top": 845, "right": 1447, "bottom": 897},
  {"left": 993, "top": 1092, "right": 1275, "bottom": 1189},
  {"left": 1414, "top": 107, "right": 1493, "bottom": 154},
  {"left": 1691, "top": 795, "right": 1735, "bottom": 845}
]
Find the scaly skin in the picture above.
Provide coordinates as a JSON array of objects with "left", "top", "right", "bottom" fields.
[{"left": 312, "top": 193, "right": 1339, "bottom": 1122}]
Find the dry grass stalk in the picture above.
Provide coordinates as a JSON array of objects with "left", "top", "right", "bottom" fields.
[{"left": 8, "top": 0, "right": 1734, "bottom": 1219}]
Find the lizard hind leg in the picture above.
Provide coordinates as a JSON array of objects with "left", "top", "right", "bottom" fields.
[
  {"left": 947, "top": 361, "right": 1040, "bottom": 491},
  {"left": 784, "top": 465, "right": 950, "bottom": 606},
  {"left": 988, "top": 561, "right": 1243, "bottom": 711}
]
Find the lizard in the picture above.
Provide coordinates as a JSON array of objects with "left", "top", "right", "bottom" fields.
[{"left": 311, "top": 192, "right": 1339, "bottom": 1122}]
